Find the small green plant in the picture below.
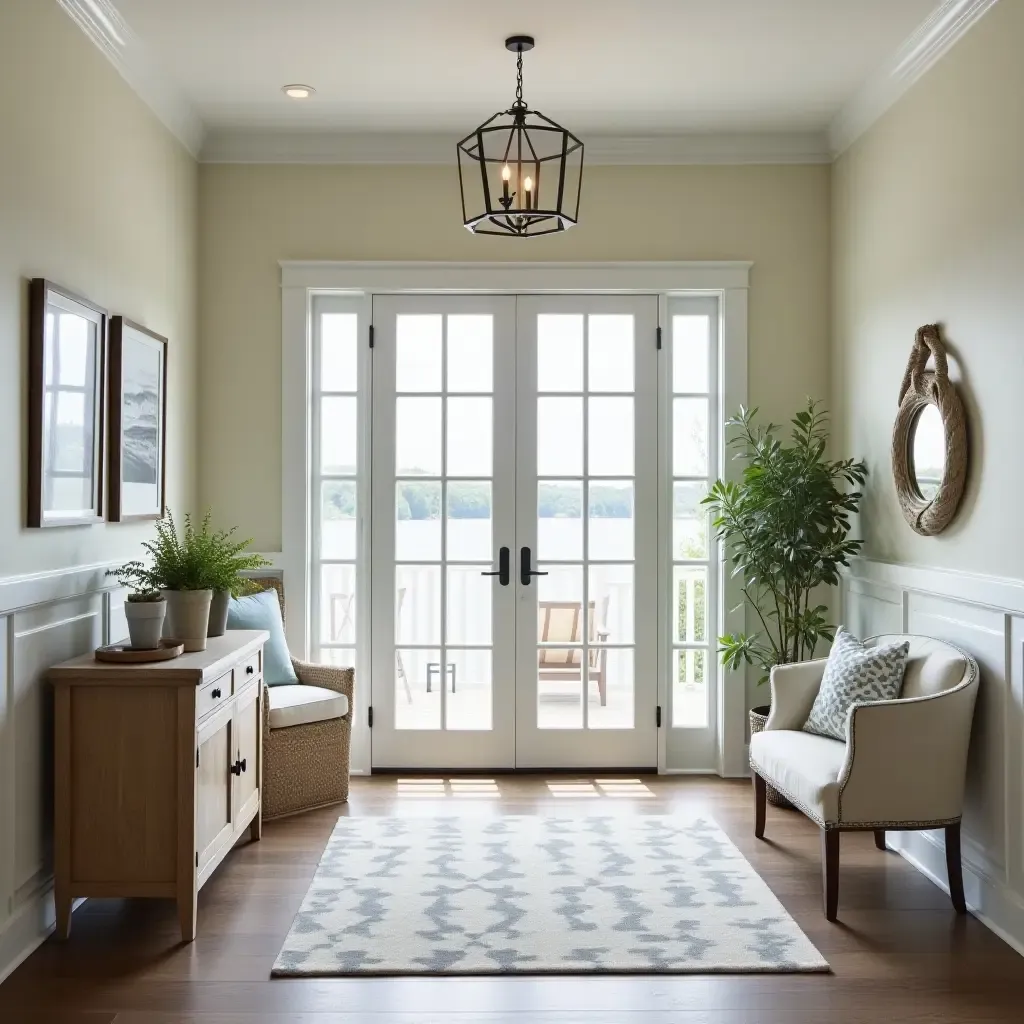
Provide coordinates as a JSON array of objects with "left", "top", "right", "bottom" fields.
[
  {"left": 126, "top": 589, "right": 163, "bottom": 603},
  {"left": 106, "top": 511, "right": 269, "bottom": 594},
  {"left": 703, "top": 401, "right": 867, "bottom": 685}
]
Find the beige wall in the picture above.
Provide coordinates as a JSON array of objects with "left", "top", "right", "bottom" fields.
[
  {"left": 832, "top": 0, "right": 1023, "bottom": 579},
  {"left": 199, "top": 162, "right": 830, "bottom": 549},
  {"left": 0, "top": 0, "right": 197, "bottom": 578}
]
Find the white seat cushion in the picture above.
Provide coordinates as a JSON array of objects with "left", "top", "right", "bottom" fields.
[
  {"left": 750, "top": 729, "right": 847, "bottom": 825},
  {"left": 268, "top": 684, "right": 349, "bottom": 730}
]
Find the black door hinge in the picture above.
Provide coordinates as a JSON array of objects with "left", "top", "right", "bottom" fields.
[
  {"left": 656, "top": 705, "right": 662, "bottom": 728},
  {"left": 656, "top": 325, "right": 662, "bottom": 350},
  {"left": 368, "top": 705, "right": 374, "bottom": 728},
  {"left": 195, "top": 852, "right": 199, "bottom": 867},
  {"left": 196, "top": 748, "right": 199, "bottom": 768},
  {"left": 368, "top": 324, "right": 375, "bottom": 349}
]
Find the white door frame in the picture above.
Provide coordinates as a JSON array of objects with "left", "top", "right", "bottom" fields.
[{"left": 280, "top": 261, "right": 750, "bottom": 778}]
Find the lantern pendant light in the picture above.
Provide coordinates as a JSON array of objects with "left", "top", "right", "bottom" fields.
[{"left": 457, "top": 36, "right": 584, "bottom": 237}]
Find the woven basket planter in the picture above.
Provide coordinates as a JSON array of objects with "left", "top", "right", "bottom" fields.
[{"left": 749, "top": 705, "right": 793, "bottom": 809}]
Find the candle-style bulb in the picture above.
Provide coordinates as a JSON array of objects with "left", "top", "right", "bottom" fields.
[
  {"left": 524, "top": 175, "right": 533, "bottom": 211},
  {"left": 524, "top": 175, "right": 533, "bottom": 191},
  {"left": 501, "top": 165, "right": 511, "bottom": 181}
]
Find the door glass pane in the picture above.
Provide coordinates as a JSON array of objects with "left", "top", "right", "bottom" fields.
[
  {"left": 321, "top": 397, "right": 357, "bottom": 474},
  {"left": 537, "top": 566, "right": 584, "bottom": 643},
  {"left": 396, "top": 315, "right": 442, "bottom": 392},
  {"left": 396, "top": 565, "right": 440, "bottom": 645},
  {"left": 673, "top": 566, "right": 708, "bottom": 644},
  {"left": 673, "top": 398, "right": 709, "bottom": 476},
  {"left": 447, "top": 397, "right": 492, "bottom": 476},
  {"left": 589, "top": 564, "right": 633, "bottom": 645},
  {"left": 673, "top": 482, "right": 708, "bottom": 559},
  {"left": 673, "top": 649, "right": 708, "bottom": 728},
  {"left": 446, "top": 482, "right": 491, "bottom": 561},
  {"left": 396, "top": 397, "right": 441, "bottom": 476},
  {"left": 447, "top": 566, "right": 492, "bottom": 645},
  {"left": 589, "top": 481, "right": 634, "bottom": 560},
  {"left": 320, "top": 564, "right": 356, "bottom": 644},
  {"left": 673, "top": 315, "right": 710, "bottom": 393},
  {"left": 537, "top": 647, "right": 583, "bottom": 729},
  {"left": 589, "top": 648, "right": 634, "bottom": 730},
  {"left": 396, "top": 481, "right": 441, "bottom": 560},
  {"left": 588, "top": 315, "right": 633, "bottom": 392},
  {"left": 447, "top": 315, "right": 492, "bottom": 392},
  {"left": 537, "top": 314, "right": 583, "bottom": 392},
  {"left": 588, "top": 397, "right": 634, "bottom": 475},
  {"left": 321, "top": 648, "right": 355, "bottom": 668},
  {"left": 446, "top": 649, "right": 492, "bottom": 730},
  {"left": 395, "top": 648, "right": 440, "bottom": 730},
  {"left": 321, "top": 313, "right": 358, "bottom": 391},
  {"left": 321, "top": 481, "right": 356, "bottom": 560},
  {"left": 538, "top": 481, "right": 582, "bottom": 560},
  {"left": 538, "top": 397, "right": 582, "bottom": 475}
]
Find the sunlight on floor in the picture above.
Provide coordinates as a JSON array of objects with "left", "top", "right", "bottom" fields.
[{"left": 392, "top": 778, "right": 656, "bottom": 799}]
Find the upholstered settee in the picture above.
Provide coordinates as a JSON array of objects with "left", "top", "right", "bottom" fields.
[{"left": 749, "top": 634, "right": 979, "bottom": 920}]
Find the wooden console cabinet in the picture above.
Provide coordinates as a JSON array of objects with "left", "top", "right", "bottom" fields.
[{"left": 50, "top": 629, "right": 269, "bottom": 942}]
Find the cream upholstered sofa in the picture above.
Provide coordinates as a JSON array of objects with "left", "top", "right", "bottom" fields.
[{"left": 749, "top": 634, "right": 979, "bottom": 921}]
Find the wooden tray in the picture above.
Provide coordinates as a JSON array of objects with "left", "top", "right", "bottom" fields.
[{"left": 94, "top": 640, "right": 185, "bottom": 664}]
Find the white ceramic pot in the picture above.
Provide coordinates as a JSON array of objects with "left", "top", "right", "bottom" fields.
[
  {"left": 163, "top": 589, "right": 214, "bottom": 652},
  {"left": 124, "top": 599, "right": 167, "bottom": 650}
]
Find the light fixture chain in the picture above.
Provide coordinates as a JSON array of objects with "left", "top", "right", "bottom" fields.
[{"left": 516, "top": 50, "right": 523, "bottom": 105}]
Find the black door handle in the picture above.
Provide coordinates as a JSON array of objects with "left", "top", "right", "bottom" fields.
[
  {"left": 230, "top": 760, "right": 242, "bottom": 777},
  {"left": 481, "top": 545, "right": 510, "bottom": 586},
  {"left": 520, "top": 546, "right": 548, "bottom": 586}
]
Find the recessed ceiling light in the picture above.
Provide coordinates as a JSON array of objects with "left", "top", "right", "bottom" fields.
[{"left": 282, "top": 84, "right": 315, "bottom": 99}]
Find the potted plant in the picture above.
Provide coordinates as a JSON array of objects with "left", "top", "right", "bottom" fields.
[
  {"left": 703, "top": 402, "right": 866, "bottom": 800},
  {"left": 104, "top": 563, "right": 167, "bottom": 650},
  {"left": 205, "top": 526, "right": 271, "bottom": 638},
  {"left": 135, "top": 510, "right": 226, "bottom": 652}
]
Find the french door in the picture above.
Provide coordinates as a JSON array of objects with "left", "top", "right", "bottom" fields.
[{"left": 370, "top": 294, "right": 658, "bottom": 770}]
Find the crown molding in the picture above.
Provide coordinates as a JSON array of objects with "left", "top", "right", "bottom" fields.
[
  {"left": 830, "top": 0, "right": 1000, "bottom": 156},
  {"left": 57, "top": 0, "right": 204, "bottom": 156},
  {"left": 199, "top": 128, "right": 831, "bottom": 166}
]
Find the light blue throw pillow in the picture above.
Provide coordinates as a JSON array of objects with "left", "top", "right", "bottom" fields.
[{"left": 227, "top": 588, "right": 298, "bottom": 686}]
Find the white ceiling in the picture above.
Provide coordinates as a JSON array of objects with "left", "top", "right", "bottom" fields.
[{"left": 112, "top": 0, "right": 938, "bottom": 135}]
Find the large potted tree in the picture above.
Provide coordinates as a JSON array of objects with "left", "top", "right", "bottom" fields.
[{"left": 703, "top": 401, "right": 867, "bottom": 804}]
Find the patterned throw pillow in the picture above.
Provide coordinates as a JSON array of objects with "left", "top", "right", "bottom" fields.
[{"left": 802, "top": 628, "right": 909, "bottom": 741}]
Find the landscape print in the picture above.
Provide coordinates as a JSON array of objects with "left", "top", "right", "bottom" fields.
[{"left": 111, "top": 319, "right": 166, "bottom": 520}]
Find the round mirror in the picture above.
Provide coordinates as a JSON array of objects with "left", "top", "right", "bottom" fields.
[{"left": 909, "top": 404, "right": 945, "bottom": 501}]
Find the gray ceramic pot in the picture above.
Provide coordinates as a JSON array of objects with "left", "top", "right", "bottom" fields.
[
  {"left": 125, "top": 599, "right": 166, "bottom": 650},
  {"left": 207, "top": 590, "right": 231, "bottom": 637}
]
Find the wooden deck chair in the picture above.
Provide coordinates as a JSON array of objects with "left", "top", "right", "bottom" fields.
[{"left": 537, "top": 598, "right": 610, "bottom": 706}]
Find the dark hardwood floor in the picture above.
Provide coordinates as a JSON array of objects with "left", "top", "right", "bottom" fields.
[{"left": 0, "top": 774, "right": 1021, "bottom": 1023}]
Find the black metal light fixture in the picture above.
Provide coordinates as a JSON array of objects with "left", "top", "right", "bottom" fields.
[{"left": 457, "top": 36, "right": 584, "bottom": 237}]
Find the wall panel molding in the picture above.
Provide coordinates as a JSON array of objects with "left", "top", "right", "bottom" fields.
[
  {"left": 844, "top": 556, "right": 1024, "bottom": 956},
  {"left": 0, "top": 566, "right": 119, "bottom": 984}
]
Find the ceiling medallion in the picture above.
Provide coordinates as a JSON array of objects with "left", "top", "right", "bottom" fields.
[{"left": 457, "top": 35, "right": 584, "bottom": 237}]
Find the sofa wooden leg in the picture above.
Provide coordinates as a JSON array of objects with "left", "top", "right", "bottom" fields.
[
  {"left": 874, "top": 829, "right": 886, "bottom": 851},
  {"left": 821, "top": 828, "right": 839, "bottom": 921},
  {"left": 945, "top": 822, "right": 967, "bottom": 915},
  {"left": 753, "top": 772, "right": 766, "bottom": 839}
]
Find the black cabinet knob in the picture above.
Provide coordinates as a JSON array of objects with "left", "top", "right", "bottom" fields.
[
  {"left": 229, "top": 760, "right": 241, "bottom": 776},
  {"left": 239, "top": 758, "right": 247, "bottom": 773},
  {"left": 211, "top": 687, "right": 221, "bottom": 699},
  {"left": 245, "top": 665, "right": 254, "bottom": 675}
]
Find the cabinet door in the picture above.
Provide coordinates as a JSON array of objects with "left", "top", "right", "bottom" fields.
[
  {"left": 196, "top": 702, "right": 234, "bottom": 877},
  {"left": 232, "top": 681, "right": 261, "bottom": 828}
]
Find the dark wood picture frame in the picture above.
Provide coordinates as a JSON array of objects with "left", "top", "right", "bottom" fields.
[
  {"left": 27, "top": 279, "right": 107, "bottom": 528},
  {"left": 108, "top": 317, "right": 168, "bottom": 522}
]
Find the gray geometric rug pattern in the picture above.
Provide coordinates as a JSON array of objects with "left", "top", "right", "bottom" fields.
[{"left": 273, "top": 816, "right": 828, "bottom": 976}]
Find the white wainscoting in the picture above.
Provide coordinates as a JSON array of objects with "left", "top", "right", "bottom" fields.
[
  {"left": 844, "top": 557, "right": 1024, "bottom": 956},
  {"left": 0, "top": 562, "right": 123, "bottom": 984}
]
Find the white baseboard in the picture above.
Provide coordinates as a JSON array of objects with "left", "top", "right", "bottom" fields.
[
  {"left": 893, "top": 832, "right": 1024, "bottom": 959},
  {"left": 0, "top": 887, "right": 86, "bottom": 987}
]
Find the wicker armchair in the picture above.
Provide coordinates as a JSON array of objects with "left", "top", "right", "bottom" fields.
[{"left": 250, "top": 578, "right": 354, "bottom": 819}]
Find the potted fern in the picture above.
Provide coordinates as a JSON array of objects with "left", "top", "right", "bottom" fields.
[
  {"left": 104, "top": 562, "right": 166, "bottom": 650},
  {"left": 206, "top": 526, "right": 271, "bottom": 638},
  {"left": 703, "top": 401, "right": 867, "bottom": 757}
]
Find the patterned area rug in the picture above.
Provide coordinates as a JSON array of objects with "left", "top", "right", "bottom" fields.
[{"left": 273, "top": 815, "right": 828, "bottom": 976}]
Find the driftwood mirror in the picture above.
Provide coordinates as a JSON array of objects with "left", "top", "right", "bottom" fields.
[{"left": 891, "top": 324, "right": 968, "bottom": 536}]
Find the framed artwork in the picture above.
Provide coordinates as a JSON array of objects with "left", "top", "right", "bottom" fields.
[
  {"left": 27, "top": 279, "right": 106, "bottom": 528},
  {"left": 108, "top": 317, "right": 167, "bottom": 521}
]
